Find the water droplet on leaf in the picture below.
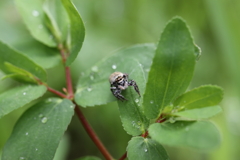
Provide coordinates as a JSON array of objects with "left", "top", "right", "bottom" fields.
[
  {"left": 90, "top": 75, "right": 94, "bottom": 80},
  {"left": 112, "top": 64, "right": 117, "bottom": 69},
  {"left": 169, "top": 117, "right": 176, "bottom": 123},
  {"left": 23, "top": 92, "right": 26, "bottom": 95},
  {"left": 87, "top": 87, "right": 92, "bottom": 92},
  {"left": 135, "top": 99, "right": 139, "bottom": 103},
  {"left": 32, "top": 10, "right": 39, "bottom": 17},
  {"left": 25, "top": 132, "right": 28, "bottom": 136},
  {"left": 91, "top": 66, "right": 98, "bottom": 72},
  {"left": 41, "top": 117, "right": 48, "bottom": 123},
  {"left": 144, "top": 148, "right": 148, "bottom": 152},
  {"left": 150, "top": 100, "right": 154, "bottom": 104}
]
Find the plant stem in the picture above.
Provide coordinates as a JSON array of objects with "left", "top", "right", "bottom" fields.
[
  {"left": 119, "top": 152, "right": 127, "bottom": 160},
  {"left": 65, "top": 66, "right": 74, "bottom": 99},
  {"left": 58, "top": 43, "right": 113, "bottom": 159},
  {"left": 47, "top": 86, "right": 68, "bottom": 99},
  {"left": 74, "top": 104, "right": 114, "bottom": 160}
]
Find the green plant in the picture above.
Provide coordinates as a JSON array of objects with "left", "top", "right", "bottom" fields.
[{"left": 0, "top": 0, "right": 223, "bottom": 160}]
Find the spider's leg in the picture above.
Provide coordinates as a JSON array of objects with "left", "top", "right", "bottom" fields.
[
  {"left": 128, "top": 80, "right": 141, "bottom": 97},
  {"left": 111, "top": 87, "right": 128, "bottom": 101}
]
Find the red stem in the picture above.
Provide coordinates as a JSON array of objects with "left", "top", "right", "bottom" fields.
[
  {"left": 74, "top": 104, "right": 114, "bottom": 160},
  {"left": 57, "top": 44, "right": 113, "bottom": 159},
  {"left": 47, "top": 86, "right": 68, "bottom": 99},
  {"left": 119, "top": 152, "right": 127, "bottom": 160},
  {"left": 65, "top": 66, "right": 74, "bottom": 99}
]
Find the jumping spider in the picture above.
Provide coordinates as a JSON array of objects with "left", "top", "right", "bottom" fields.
[{"left": 109, "top": 72, "right": 140, "bottom": 101}]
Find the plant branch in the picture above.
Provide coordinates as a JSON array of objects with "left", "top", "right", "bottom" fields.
[
  {"left": 119, "top": 152, "right": 127, "bottom": 160},
  {"left": 47, "top": 86, "right": 68, "bottom": 98},
  {"left": 65, "top": 66, "right": 74, "bottom": 99},
  {"left": 74, "top": 103, "right": 114, "bottom": 160},
  {"left": 58, "top": 43, "right": 113, "bottom": 159}
]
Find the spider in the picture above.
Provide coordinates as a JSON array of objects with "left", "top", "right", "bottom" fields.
[{"left": 109, "top": 72, "right": 140, "bottom": 101}]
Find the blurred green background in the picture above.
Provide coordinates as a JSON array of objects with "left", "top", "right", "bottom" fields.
[{"left": 1, "top": 0, "right": 240, "bottom": 160}]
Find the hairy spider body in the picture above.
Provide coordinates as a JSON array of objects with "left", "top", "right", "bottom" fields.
[{"left": 109, "top": 72, "right": 140, "bottom": 101}]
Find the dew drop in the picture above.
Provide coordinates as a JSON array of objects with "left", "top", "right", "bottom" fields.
[
  {"left": 144, "top": 148, "right": 148, "bottom": 152},
  {"left": 41, "top": 117, "right": 48, "bottom": 123},
  {"left": 32, "top": 10, "right": 39, "bottom": 17},
  {"left": 132, "top": 121, "right": 136, "bottom": 127},
  {"left": 87, "top": 87, "right": 92, "bottom": 92},
  {"left": 169, "top": 117, "right": 176, "bottom": 123},
  {"left": 19, "top": 157, "right": 25, "bottom": 160},
  {"left": 150, "top": 100, "right": 154, "bottom": 104},
  {"left": 135, "top": 99, "right": 139, "bottom": 103},
  {"left": 70, "top": 105, "right": 75, "bottom": 108},
  {"left": 38, "top": 114, "right": 43, "bottom": 118},
  {"left": 35, "top": 148, "right": 38, "bottom": 151},
  {"left": 91, "top": 66, "right": 98, "bottom": 72},
  {"left": 185, "top": 127, "right": 189, "bottom": 131},
  {"left": 112, "top": 64, "right": 117, "bottom": 69},
  {"left": 23, "top": 92, "right": 26, "bottom": 95},
  {"left": 25, "top": 132, "right": 29, "bottom": 136},
  {"left": 90, "top": 75, "right": 94, "bottom": 80}
]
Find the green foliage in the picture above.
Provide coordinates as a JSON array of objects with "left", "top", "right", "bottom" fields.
[
  {"left": 0, "top": 0, "right": 224, "bottom": 159},
  {"left": 143, "top": 17, "right": 196, "bottom": 119},
  {"left": 117, "top": 60, "right": 149, "bottom": 136},
  {"left": 2, "top": 98, "right": 75, "bottom": 160},
  {"left": 173, "top": 105, "right": 222, "bottom": 119},
  {"left": 61, "top": 0, "right": 85, "bottom": 66},
  {"left": 43, "top": 0, "right": 69, "bottom": 43},
  {"left": 127, "top": 137, "right": 169, "bottom": 160},
  {"left": 0, "top": 41, "right": 47, "bottom": 82},
  {"left": 149, "top": 121, "right": 221, "bottom": 150},
  {"left": 173, "top": 85, "right": 224, "bottom": 110},
  {"left": 0, "top": 85, "right": 46, "bottom": 118},
  {"left": 15, "top": 0, "right": 57, "bottom": 47},
  {"left": 75, "top": 44, "right": 155, "bottom": 107}
]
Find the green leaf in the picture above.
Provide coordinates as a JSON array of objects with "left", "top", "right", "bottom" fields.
[
  {"left": 149, "top": 121, "right": 221, "bottom": 150},
  {"left": 173, "top": 85, "right": 224, "bottom": 110},
  {"left": 127, "top": 137, "right": 169, "bottom": 160},
  {"left": 43, "top": 0, "right": 69, "bottom": 43},
  {"left": 143, "top": 17, "right": 196, "bottom": 119},
  {"left": 4, "top": 62, "right": 38, "bottom": 83},
  {"left": 61, "top": 0, "right": 85, "bottom": 66},
  {"left": 173, "top": 105, "right": 222, "bottom": 120},
  {"left": 15, "top": 0, "right": 57, "bottom": 47},
  {"left": 194, "top": 44, "right": 201, "bottom": 61},
  {"left": 75, "top": 44, "right": 155, "bottom": 107},
  {"left": 2, "top": 98, "right": 75, "bottom": 160},
  {"left": 13, "top": 38, "right": 61, "bottom": 69},
  {"left": 117, "top": 60, "right": 149, "bottom": 136},
  {"left": 0, "top": 85, "right": 47, "bottom": 119},
  {"left": 75, "top": 156, "right": 101, "bottom": 160},
  {"left": 0, "top": 41, "right": 47, "bottom": 82}
]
